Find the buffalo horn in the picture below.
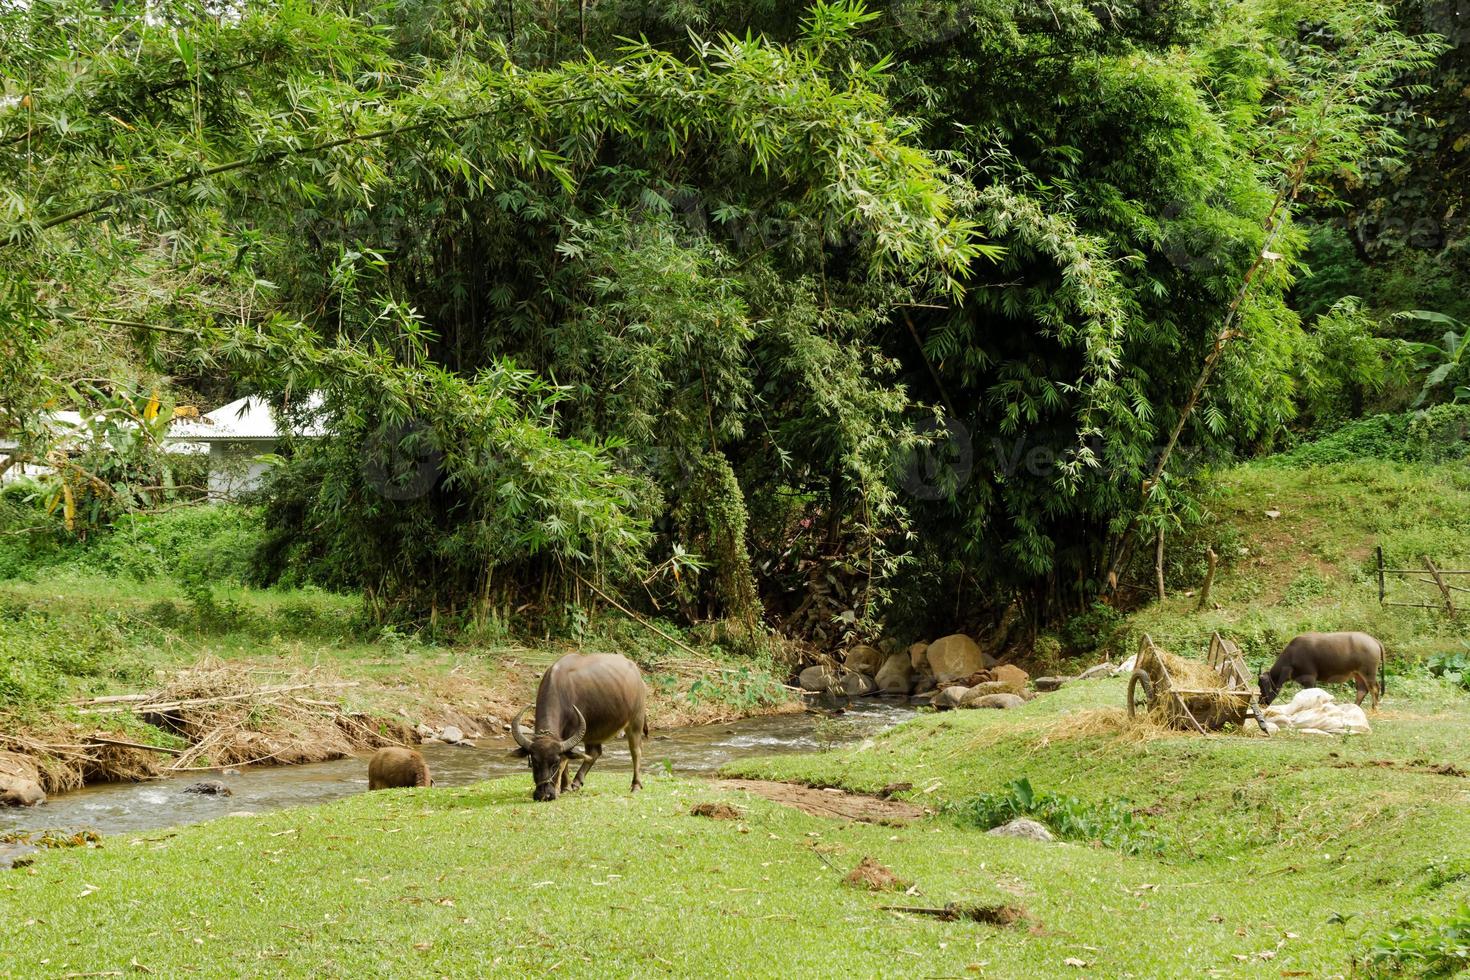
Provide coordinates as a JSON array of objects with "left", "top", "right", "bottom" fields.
[
  {"left": 558, "top": 707, "right": 587, "bottom": 754},
  {"left": 510, "top": 705, "right": 535, "bottom": 749}
]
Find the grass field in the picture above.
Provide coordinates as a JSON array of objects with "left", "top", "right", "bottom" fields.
[
  {"left": 4, "top": 677, "right": 1468, "bottom": 977},
  {"left": 4, "top": 443, "right": 1470, "bottom": 976}
]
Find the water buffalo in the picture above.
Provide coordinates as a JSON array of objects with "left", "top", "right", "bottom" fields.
[
  {"left": 511, "top": 653, "right": 647, "bottom": 802},
  {"left": 1259, "top": 631, "right": 1386, "bottom": 708},
  {"left": 367, "top": 747, "right": 432, "bottom": 790}
]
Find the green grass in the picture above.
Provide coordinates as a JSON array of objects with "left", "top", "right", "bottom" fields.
[
  {"left": 1097, "top": 456, "right": 1470, "bottom": 673},
  {"left": 5, "top": 678, "right": 1468, "bottom": 977},
  {"left": 727, "top": 678, "right": 1470, "bottom": 974}
]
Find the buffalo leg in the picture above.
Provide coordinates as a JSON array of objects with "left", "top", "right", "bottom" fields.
[
  {"left": 569, "top": 744, "right": 602, "bottom": 791},
  {"left": 627, "top": 714, "right": 645, "bottom": 793},
  {"left": 557, "top": 757, "right": 573, "bottom": 793},
  {"left": 1354, "top": 674, "right": 1368, "bottom": 706}
]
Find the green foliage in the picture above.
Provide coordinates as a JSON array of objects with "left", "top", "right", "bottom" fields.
[
  {"left": 943, "top": 777, "right": 1160, "bottom": 854},
  {"left": 0, "top": 0, "right": 1452, "bottom": 641},
  {"left": 1399, "top": 311, "right": 1470, "bottom": 407},
  {"left": 0, "top": 609, "right": 152, "bottom": 712},
  {"left": 1425, "top": 651, "right": 1470, "bottom": 692},
  {"left": 1362, "top": 906, "right": 1470, "bottom": 977},
  {"left": 1059, "top": 602, "right": 1127, "bottom": 655},
  {"left": 685, "top": 667, "right": 788, "bottom": 711},
  {"left": 1271, "top": 406, "right": 1470, "bottom": 467},
  {"left": 1296, "top": 298, "right": 1412, "bottom": 427}
]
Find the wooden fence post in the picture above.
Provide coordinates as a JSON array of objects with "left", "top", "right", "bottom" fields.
[{"left": 1424, "top": 556, "right": 1456, "bottom": 617}]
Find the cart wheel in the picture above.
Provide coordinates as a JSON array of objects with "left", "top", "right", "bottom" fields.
[{"left": 1126, "top": 670, "right": 1154, "bottom": 720}]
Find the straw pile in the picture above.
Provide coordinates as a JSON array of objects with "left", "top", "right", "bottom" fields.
[{"left": 1152, "top": 649, "right": 1230, "bottom": 691}]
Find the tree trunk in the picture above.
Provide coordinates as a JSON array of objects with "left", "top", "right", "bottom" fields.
[
  {"left": 1196, "top": 547, "right": 1217, "bottom": 612},
  {"left": 1154, "top": 527, "right": 1166, "bottom": 602}
]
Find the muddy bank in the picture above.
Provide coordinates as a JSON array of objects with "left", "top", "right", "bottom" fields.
[
  {"left": 712, "top": 779, "right": 928, "bottom": 825},
  {"left": 0, "top": 699, "right": 916, "bottom": 837}
]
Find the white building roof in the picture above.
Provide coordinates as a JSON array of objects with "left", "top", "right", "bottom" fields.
[{"left": 166, "top": 394, "right": 326, "bottom": 443}]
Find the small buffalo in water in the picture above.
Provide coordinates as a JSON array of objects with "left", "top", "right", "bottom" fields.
[
  {"left": 367, "top": 747, "right": 432, "bottom": 790},
  {"left": 1259, "top": 631, "right": 1387, "bottom": 709},
  {"left": 511, "top": 653, "right": 647, "bottom": 802}
]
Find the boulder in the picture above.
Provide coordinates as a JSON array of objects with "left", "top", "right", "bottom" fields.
[
  {"left": 931, "top": 685, "right": 971, "bottom": 710},
  {"left": 845, "top": 645, "right": 885, "bottom": 676},
  {"left": 874, "top": 653, "right": 914, "bottom": 695},
  {"left": 992, "top": 664, "right": 1030, "bottom": 692},
  {"left": 964, "top": 693, "right": 1026, "bottom": 710},
  {"left": 909, "top": 642, "right": 930, "bottom": 672},
  {"left": 1033, "top": 676, "right": 1069, "bottom": 693},
  {"left": 0, "top": 752, "right": 45, "bottom": 807},
  {"left": 183, "top": 780, "right": 232, "bottom": 797},
  {"left": 960, "top": 681, "right": 1016, "bottom": 703},
  {"left": 877, "top": 637, "right": 901, "bottom": 656},
  {"left": 987, "top": 818, "right": 1055, "bottom": 842},
  {"left": 926, "top": 634, "right": 994, "bottom": 684},
  {"left": 1078, "top": 662, "right": 1117, "bottom": 680},
  {"left": 841, "top": 673, "right": 877, "bottom": 697},
  {"left": 911, "top": 672, "right": 937, "bottom": 696},
  {"left": 958, "top": 669, "right": 994, "bottom": 688},
  {"left": 438, "top": 725, "right": 466, "bottom": 745},
  {"left": 798, "top": 665, "right": 839, "bottom": 692}
]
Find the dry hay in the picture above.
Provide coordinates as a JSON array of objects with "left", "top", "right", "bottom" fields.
[
  {"left": 844, "top": 856, "right": 910, "bottom": 892},
  {"left": 2, "top": 659, "right": 413, "bottom": 792},
  {"left": 146, "top": 658, "right": 407, "bottom": 771},
  {"left": 1039, "top": 707, "right": 1189, "bottom": 745},
  {"left": 1151, "top": 648, "right": 1229, "bottom": 691},
  {"left": 1141, "top": 646, "right": 1252, "bottom": 731}
]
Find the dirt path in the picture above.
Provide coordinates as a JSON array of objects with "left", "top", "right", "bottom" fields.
[{"left": 712, "top": 778, "right": 929, "bottom": 825}]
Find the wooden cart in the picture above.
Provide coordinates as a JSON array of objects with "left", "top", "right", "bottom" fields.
[{"left": 1126, "top": 633, "right": 1267, "bottom": 734}]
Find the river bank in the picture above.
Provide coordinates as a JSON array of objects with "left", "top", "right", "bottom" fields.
[
  {"left": 0, "top": 567, "right": 800, "bottom": 806},
  {"left": 1, "top": 699, "right": 914, "bottom": 838}
]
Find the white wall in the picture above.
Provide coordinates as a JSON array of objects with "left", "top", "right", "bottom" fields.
[{"left": 208, "top": 441, "right": 277, "bottom": 499}]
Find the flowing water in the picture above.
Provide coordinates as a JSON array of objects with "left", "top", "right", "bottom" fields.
[{"left": 0, "top": 698, "right": 916, "bottom": 840}]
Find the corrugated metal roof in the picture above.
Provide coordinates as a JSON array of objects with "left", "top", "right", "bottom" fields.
[{"left": 165, "top": 394, "right": 325, "bottom": 442}]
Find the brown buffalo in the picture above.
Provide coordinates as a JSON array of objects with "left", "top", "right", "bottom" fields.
[
  {"left": 511, "top": 653, "right": 647, "bottom": 801},
  {"left": 367, "top": 747, "right": 432, "bottom": 790},
  {"left": 1259, "top": 631, "right": 1387, "bottom": 708}
]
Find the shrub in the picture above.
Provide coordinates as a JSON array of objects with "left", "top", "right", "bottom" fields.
[
  {"left": 1060, "top": 603, "right": 1127, "bottom": 655},
  {"left": 95, "top": 505, "right": 263, "bottom": 582},
  {"left": 943, "top": 777, "right": 1161, "bottom": 854},
  {"left": 1425, "top": 651, "right": 1470, "bottom": 692},
  {"left": 1361, "top": 905, "right": 1470, "bottom": 977},
  {"left": 1271, "top": 406, "right": 1470, "bottom": 467}
]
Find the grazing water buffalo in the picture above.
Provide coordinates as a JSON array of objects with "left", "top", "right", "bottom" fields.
[
  {"left": 1259, "top": 632, "right": 1386, "bottom": 708},
  {"left": 367, "top": 747, "right": 432, "bottom": 790},
  {"left": 511, "top": 653, "right": 647, "bottom": 802}
]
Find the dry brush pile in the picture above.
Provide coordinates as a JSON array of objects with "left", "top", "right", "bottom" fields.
[{"left": 4, "top": 659, "right": 411, "bottom": 795}]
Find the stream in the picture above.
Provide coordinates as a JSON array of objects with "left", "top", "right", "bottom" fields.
[{"left": 0, "top": 698, "right": 916, "bottom": 840}]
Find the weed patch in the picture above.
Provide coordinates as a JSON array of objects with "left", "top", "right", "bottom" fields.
[
  {"left": 1362, "top": 905, "right": 1470, "bottom": 977},
  {"left": 943, "top": 777, "right": 1161, "bottom": 855}
]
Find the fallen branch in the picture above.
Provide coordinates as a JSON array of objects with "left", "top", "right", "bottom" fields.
[
  {"left": 84, "top": 735, "right": 187, "bottom": 756},
  {"left": 73, "top": 681, "right": 360, "bottom": 715}
]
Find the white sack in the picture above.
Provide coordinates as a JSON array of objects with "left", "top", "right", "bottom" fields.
[{"left": 1262, "top": 687, "right": 1370, "bottom": 735}]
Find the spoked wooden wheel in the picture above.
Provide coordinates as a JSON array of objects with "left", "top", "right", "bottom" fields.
[{"left": 1126, "top": 670, "right": 1154, "bottom": 720}]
